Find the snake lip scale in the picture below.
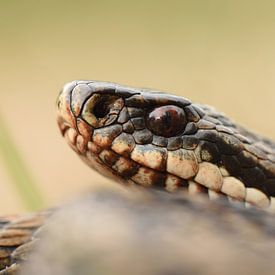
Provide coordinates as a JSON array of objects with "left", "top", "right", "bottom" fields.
[{"left": 56, "top": 80, "right": 275, "bottom": 211}]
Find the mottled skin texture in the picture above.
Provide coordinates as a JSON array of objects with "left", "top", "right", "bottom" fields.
[{"left": 1, "top": 80, "right": 275, "bottom": 273}]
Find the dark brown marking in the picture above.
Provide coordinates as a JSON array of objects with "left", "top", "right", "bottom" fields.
[
  {"left": 237, "top": 150, "right": 258, "bottom": 168},
  {"left": 265, "top": 179, "right": 275, "bottom": 196},
  {"left": 221, "top": 155, "right": 242, "bottom": 176},
  {"left": 216, "top": 133, "right": 244, "bottom": 155},
  {"left": 241, "top": 167, "right": 266, "bottom": 192}
]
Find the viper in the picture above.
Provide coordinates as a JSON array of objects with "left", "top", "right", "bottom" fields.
[
  {"left": 1, "top": 80, "right": 275, "bottom": 273},
  {"left": 57, "top": 81, "right": 275, "bottom": 209}
]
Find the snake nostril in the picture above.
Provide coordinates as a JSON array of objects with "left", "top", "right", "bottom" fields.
[
  {"left": 93, "top": 97, "right": 111, "bottom": 118},
  {"left": 81, "top": 94, "right": 124, "bottom": 128}
]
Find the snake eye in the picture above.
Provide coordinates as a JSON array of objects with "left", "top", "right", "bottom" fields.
[
  {"left": 81, "top": 94, "right": 124, "bottom": 128},
  {"left": 146, "top": 105, "right": 187, "bottom": 137}
]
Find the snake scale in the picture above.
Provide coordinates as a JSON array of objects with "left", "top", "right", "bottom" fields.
[{"left": 1, "top": 80, "right": 275, "bottom": 273}]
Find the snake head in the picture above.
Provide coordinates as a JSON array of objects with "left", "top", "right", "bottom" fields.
[
  {"left": 57, "top": 80, "right": 275, "bottom": 209},
  {"left": 56, "top": 80, "right": 203, "bottom": 186}
]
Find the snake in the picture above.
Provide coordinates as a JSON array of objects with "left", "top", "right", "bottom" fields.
[
  {"left": 56, "top": 80, "right": 275, "bottom": 209},
  {"left": 1, "top": 80, "right": 275, "bottom": 273}
]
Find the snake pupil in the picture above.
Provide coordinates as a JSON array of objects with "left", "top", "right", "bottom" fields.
[{"left": 146, "top": 105, "right": 187, "bottom": 137}]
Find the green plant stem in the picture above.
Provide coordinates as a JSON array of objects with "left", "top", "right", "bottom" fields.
[{"left": 0, "top": 114, "right": 45, "bottom": 211}]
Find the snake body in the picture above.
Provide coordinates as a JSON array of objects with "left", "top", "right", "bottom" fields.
[
  {"left": 0, "top": 212, "right": 49, "bottom": 274},
  {"left": 57, "top": 81, "right": 275, "bottom": 210},
  {"left": 1, "top": 80, "right": 275, "bottom": 273}
]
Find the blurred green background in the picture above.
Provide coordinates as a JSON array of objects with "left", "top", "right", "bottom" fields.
[{"left": 1, "top": 0, "right": 275, "bottom": 215}]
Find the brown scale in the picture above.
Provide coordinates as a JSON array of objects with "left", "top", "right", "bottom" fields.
[
  {"left": 127, "top": 107, "right": 145, "bottom": 118},
  {"left": 152, "top": 136, "right": 168, "bottom": 147},
  {"left": 122, "top": 121, "right": 135, "bottom": 134},
  {"left": 132, "top": 129, "right": 153, "bottom": 144},
  {"left": 167, "top": 136, "right": 183, "bottom": 150},
  {"left": 117, "top": 107, "right": 129, "bottom": 124},
  {"left": 113, "top": 158, "right": 140, "bottom": 179},
  {"left": 131, "top": 117, "right": 146, "bottom": 130},
  {"left": 0, "top": 213, "right": 50, "bottom": 273}
]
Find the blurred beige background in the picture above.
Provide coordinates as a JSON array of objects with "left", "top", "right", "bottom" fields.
[{"left": 1, "top": 0, "right": 275, "bottom": 215}]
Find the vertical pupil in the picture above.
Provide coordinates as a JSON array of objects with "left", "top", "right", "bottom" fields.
[{"left": 164, "top": 112, "right": 172, "bottom": 126}]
